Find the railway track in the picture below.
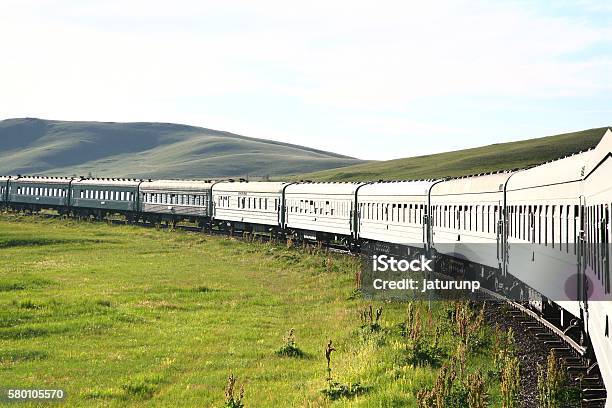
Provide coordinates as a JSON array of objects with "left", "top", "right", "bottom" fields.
[{"left": 481, "top": 288, "right": 607, "bottom": 407}]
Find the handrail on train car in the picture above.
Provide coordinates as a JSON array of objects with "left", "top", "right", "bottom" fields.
[
  {"left": 426, "top": 178, "right": 447, "bottom": 256},
  {"left": 280, "top": 182, "right": 298, "bottom": 229},
  {"left": 352, "top": 181, "right": 377, "bottom": 241}
]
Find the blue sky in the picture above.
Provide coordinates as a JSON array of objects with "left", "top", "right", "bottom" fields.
[{"left": 1, "top": 0, "right": 611, "bottom": 160}]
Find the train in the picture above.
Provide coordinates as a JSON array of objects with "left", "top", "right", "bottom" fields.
[{"left": 1, "top": 128, "right": 611, "bottom": 406}]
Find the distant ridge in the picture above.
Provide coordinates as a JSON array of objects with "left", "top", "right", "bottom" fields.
[
  {"left": 294, "top": 127, "right": 610, "bottom": 182},
  {"left": 0, "top": 118, "right": 365, "bottom": 178}
]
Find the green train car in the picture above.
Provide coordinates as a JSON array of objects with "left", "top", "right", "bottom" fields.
[
  {"left": 6, "top": 176, "right": 73, "bottom": 212},
  {"left": 71, "top": 178, "right": 142, "bottom": 220}
]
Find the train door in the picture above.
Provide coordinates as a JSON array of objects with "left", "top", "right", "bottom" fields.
[
  {"left": 602, "top": 204, "right": 610, "bottom": 296},
  {"left": 497, "top": 201, "right": 508, "bottom": 277},
  {"left": 577, "top": 196, "right": 589, "bottom": 323}
]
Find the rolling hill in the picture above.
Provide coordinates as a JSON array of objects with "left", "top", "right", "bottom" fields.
[
  {"left": 0, "top": 118, "right": 365, "bottom": 179},
  {"left": 294, "top": 127, "right": 610, "bottom": 182}
]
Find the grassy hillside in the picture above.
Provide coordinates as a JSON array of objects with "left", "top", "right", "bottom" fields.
[
  {"left": 0, "top": 215, "right": 506, "bottom": 407},
  {"left": 294, "top": 127, "right": 610, "bottom": 182},
  {"left": 0, "top": 118, "right": 364, "bottom": 179}
]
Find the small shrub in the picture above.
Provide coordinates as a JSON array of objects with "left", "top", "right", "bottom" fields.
[
  {"left": 501, "top": 355, "right": 521, "bottom": 408},
  {"left": 359, "top": 305, "right": 383, "bottom": 332},
  {"left": 321, "top": 381, "right": 369, "bottom": 400},
  {"left": 417, "top": 363, "right": 467, "bottom": 408},
  {"left": 95, "top": 299, "right": 112, "bottom": 307},
  {"left": 19, "top": 299, "right": 40, "bottom": 310},
  {"left": 275, "top": 328, "right": 305, "bottom": 358},
  {"left": 223, "top": 374, "right": 244, "bottom": 408},
  {"left": 320, "top": 339, "right": 369, "bottom": 400},
  {"left": 537, "top": 350, "right": 580, "bottom": 408},
  {"left": 467, "top": 370, "right": 489, "bottom": 408},
  {"left": 452, "top": 301, "right": 486, "bottom": 350},
  {"left": 404, "top": 326, "right": 444, "bottom": 367},
  {"left": 121, "top": 374, "right": 163, "bottom": 400}
]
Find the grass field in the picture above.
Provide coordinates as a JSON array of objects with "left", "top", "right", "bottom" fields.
[
  {"left": 0, "top": 214, "right": 505, "bottom": 407},
  {"left": 295, "top": 127, "right": 609, "bottom": 181}
]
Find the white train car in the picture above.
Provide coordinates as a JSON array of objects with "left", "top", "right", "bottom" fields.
[
  {"left": 429, "top": 172, "right": 514, "bottom": 272},
  {"left": 140, "top": 179, "right": 215, "bottom": 222},
  {"left": 212, "top": 181, "right": 287, "bottom": 232},
  {"left": 505, "top": 151, "right": 590, "bottom": 317},
  {"left": 580, "top": 129, "right": 612, "bottom": 405},
  {"left": 357, "top": 180, "right": 434, "bottom": 249},
  {"left": 284, "top": 182, "right": 363, "bottom": 242}
]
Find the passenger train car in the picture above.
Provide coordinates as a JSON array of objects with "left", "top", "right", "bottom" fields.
[
  {"left": 139, "top": 179, "right": 215, "bottom": 226},
  {"left": 2, "top": 128, "right": 611, "bottom": 406},
  {"left": 212, "top": 181, "right": 287, "bottom": 233}
]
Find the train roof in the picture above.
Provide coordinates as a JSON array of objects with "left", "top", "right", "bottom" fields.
[
  {"left": 10, "top": 175, "right": 74, "bottom": 184},
  {"left": 72, "top": 178, "right": 142, "bottom": 187},
  {"left": 285, "top": 182, "right": 365, "bottom": 195},
  {"left": 583, "top": 128, "right": 612, "bottom": 179},
  {"left": 358, "top": 180, "right": 435, "bottom": 196},
  {"left": 0, "top": 176, "right": 11, "bottom": 181},
  {"left": 506, "top": 149, "right": 593, "bottom": 191},
  {"left": 213, "top": 181, "right": 288, "bottom": 193},
  {"left": 141, "top": 179, "right": 216, "bottom": 192},
  {"left": 431, "top": 172, "right": 515, "bottom": 195}
]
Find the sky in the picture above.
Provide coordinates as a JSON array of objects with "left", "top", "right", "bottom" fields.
[{"left": 1, "top": 0, "right": 611, "bottom": 160}]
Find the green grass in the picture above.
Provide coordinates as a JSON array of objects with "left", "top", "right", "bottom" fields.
[
  {"left": 294, "top": 127, "right": 609, "bottom": 181},
  {"left": 0, "top": 214, "right": 503, "bottom": 407},
  {"left": 0, "top": 118, "right": 364, "bottom": 179}
]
